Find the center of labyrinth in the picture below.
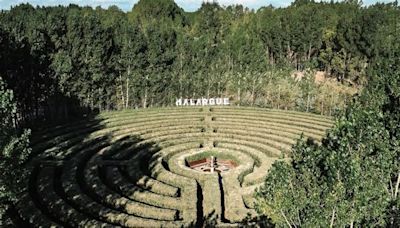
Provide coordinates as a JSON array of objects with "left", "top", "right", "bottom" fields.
[
  {"left": 186, "top": 151, "right": 238, "bottom": 173},
  {"left": 18, "top": 107, "right": 333, "bottom": 227}
]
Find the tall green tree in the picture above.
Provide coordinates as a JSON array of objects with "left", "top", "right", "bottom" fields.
[
  {"left": 117, "top": 21, "right": 147, "bottom": 109},
  {"left": 256, "top": 102, "right": 395, "bottom": 226},
  {"left": 0, "top": 77, "right": 31, "bottom": 226},
  {"left": 143, "top": 23, "right": 177, "bottom": 107}
]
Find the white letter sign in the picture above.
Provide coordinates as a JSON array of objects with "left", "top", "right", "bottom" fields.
[{"left": 176, "top": 97, "right": 230, "bottom": 106}]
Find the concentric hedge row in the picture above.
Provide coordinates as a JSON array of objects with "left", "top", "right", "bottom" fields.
[{"left": 16, "top": 107, "right": 333, "bottom": 227}]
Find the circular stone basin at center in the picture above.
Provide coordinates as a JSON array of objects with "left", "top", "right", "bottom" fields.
[{"left": 187, "top": 157, "right": 237, "bottom": 173}]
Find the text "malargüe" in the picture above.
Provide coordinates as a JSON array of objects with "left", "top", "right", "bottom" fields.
[{"left": 176, "top": 98, "right": 230, "bottom": 106}]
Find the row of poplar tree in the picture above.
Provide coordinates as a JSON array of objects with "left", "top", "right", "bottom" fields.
[{"left": 1, "top": 0, "right": 399, "bottom": 126}]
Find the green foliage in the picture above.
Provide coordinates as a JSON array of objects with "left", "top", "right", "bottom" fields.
[
  {"left": 256, "top": 106, "right": 393, "bottom": 226},
  {"left": 129, "top": 0, "right": 186, "bottom": 27},
  {"left": 0, "top": 77, "right": 31, "bottom": 225},
  {"left": 255, "top": 10, "right": 400, "bottom": 225}
]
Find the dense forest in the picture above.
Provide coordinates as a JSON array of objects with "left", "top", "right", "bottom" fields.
[
  {"left": 2, "top": 0, "right": 398, "bottom": 127},
  {"left": 1, "top": 0, "right": 399, "bottom": 226}
]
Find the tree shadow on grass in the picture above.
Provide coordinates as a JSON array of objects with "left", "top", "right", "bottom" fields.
[
  {"left": 187, "top": 210, "right": 275, "bottom": 228},
  {"left": 13, "top": 117, "right": 179, "bottom": 227}
]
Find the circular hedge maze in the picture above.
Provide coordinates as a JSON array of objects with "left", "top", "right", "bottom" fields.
[{"left": 16, "top": 107, "right": 333, "bottom": 227}]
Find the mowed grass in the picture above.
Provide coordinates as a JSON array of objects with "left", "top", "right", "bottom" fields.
[{"left": 18, "top": 107, "right": 333, "bottom": 227}]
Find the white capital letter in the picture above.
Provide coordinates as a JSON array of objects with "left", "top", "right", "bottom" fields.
[
  {"left": 202, "top": 98, "right": 208, "bottom": 106},
  {"left": 209, "top": 98, "right": 215, "bottom": 106},
  {"left": 223, "top": 98, "right": 230, "bottom": 105},
  {"left": 176, "top": 98, "right": 182, "bottom": 106}
]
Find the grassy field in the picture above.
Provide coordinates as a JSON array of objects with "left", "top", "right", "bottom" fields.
[{"left": 16, "top": 107, "right": 333, "bottom": 227}]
